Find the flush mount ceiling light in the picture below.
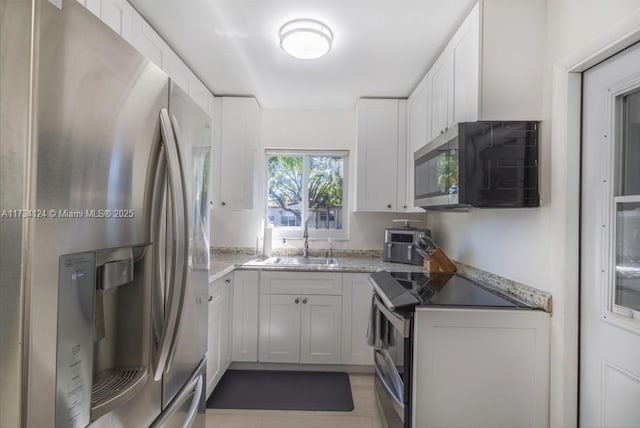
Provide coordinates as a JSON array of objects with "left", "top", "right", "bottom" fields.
[{"left": 279, "top": 19, "right": 333, "bottom": 60}]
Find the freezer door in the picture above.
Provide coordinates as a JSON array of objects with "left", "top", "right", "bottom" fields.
[
  {"left": 153, "top": 358, "right": 206, "bottom": 428},
  {"left": 161, "top": 83, "right": 211, "bottom": 406},
  {"left": 21, "top": 1, "right": 169, "bottom": 426}
]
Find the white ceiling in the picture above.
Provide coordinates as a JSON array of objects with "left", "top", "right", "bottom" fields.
[{"left": 128, "top": 0, "right": 477, "bottom": 109}]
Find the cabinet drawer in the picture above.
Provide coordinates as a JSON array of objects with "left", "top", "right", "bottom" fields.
[
  {"left": 259, "top": 271, "right": 342, "bottom": 295},
  {"left": 209, "top": 273, "right": 232, "bottom": 303}
]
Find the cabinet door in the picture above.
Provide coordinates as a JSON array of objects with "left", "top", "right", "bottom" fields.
[
  {"left": 428, "top": 50, "right": 454, "bottom": 141},
  {"left": 206, "top": 296, "right": 222, "bottom": 397},
  {"left": 452, "top": 3, "right": 480, "bottom": 123},
  {"left": 220, "top": 275, "right": 232, "bottom": 372},
  {"left": 355, "top": 99, "right": 400, "bottom": 212},
  {"left": 341, "top": 274, "right": 374, "bottom": 365},
  {"left": 165, "top": 50, "right": 192, "bottom": 93},
  {"left": 405, "top": 79, "right": 429, "bottom": 212},
  {"left": 396, "top": 100, "right": 409, "bottom": 211},
  {"left": 300, "top": 295, "right": 342, "bottom": 364},
  {"left": 231, "top": 270, "right": 259, "bottom": 362},
  {"left": 258, "top": 294, "right": 302, "bottom": 363},
  {"left": 190, "top": 79, "right": 214, "bottom": 118},
  {"left": 130, "top": 11, "right": 170, "bottom": 70},
  {"left": 217, "top": 97, "right": 259, "bottom": 209},
  {"left": 99, "top": 0, "right": 133, "bottom": 43},
  {"left": 412, "top": 308, "right": 550, "bottom": 428}
]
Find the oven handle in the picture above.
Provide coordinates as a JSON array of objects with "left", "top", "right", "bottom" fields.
[
  {"left": 373, "top": 349, "right": 404, "bottom": 407},
  {"left": 374, "top": 295, "right": 411, "bottom": 338}
]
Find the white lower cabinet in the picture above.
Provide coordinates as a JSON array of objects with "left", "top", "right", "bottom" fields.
[
  {"left": 258, "top": 272, "right": 343, "bottom": 364},
  {"left": 231, "top": 270, "right": 259, "bottom": 362},
  {"left": 206, "top": 273, "right": 232, "bottom": 398},
  {"left": 341, "top": 273, "right": 374, "bottom": 365},
  {"left": 258, "top": 294, "right": 302, "bottom": 363},
  {"left": 412, "top": 307, "right": 550, "bottom": 428},
  {"left": 300, "top": 295, "right": 342, "bottom": 364}
]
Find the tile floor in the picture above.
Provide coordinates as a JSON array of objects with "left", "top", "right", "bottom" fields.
[{"left": 206, "top": 373, "right": 383, "bottom": 428}]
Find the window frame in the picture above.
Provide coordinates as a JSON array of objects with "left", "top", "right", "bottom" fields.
[
  {"left": 601, "top": 82, "right": 640, "bottom": 333},
  {"left": 265, "top": 149, "right": 349, "bottom": 240}
]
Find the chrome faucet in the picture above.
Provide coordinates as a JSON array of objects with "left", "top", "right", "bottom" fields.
[{"left": 303, "top": 220, "right": 310, "bottom": 257}]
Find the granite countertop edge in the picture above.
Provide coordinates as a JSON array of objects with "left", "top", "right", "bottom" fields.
[{"left": 208, "top": 248, "right": 553, "bottom": 313}]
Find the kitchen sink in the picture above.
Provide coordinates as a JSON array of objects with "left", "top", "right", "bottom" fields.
[{"left": 263, "top": 256, "right": 340, "bottom": 267}]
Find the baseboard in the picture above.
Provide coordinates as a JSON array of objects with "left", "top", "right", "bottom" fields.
[{"left": 229, "top": 361, "right": 375, "bottom": 374}]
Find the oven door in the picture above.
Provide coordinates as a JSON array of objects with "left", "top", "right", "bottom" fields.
[{"left": 372, "top": 296, "right": 411, "bottom": 428}]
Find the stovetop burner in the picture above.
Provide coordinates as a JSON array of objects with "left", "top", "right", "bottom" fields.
[{"left": 369, "top": 271, "right": 532, "bottom": 313}]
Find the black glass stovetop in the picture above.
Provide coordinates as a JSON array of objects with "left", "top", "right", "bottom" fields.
[{"left": 369, "top": 271, "right": 532, "bottom": 313}]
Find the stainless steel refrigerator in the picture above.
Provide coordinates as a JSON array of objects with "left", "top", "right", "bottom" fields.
[{"left": 0, "top": 0, "right": 210, "bottom": 426}]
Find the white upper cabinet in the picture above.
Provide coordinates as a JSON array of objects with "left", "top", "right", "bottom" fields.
[
  {"left": 189, "top": 78, "right": 215, "bottom": 118},
  {"left": 478, "top": 0, "right": 544, "bottom": 120},
  {"left": 413, "top": 0, "right": 543, "bottom": 144},
  {"left": 98, "top": 0, "right": 133, "bottom": 43},
  {"left": 216, "top": 97, "right": 260, "bottom": 210},
  {"left": 130, "top": 10, "right": 170, "bottom": 70},
  {"left": 425, "top": 0, "right": 543, "bottom": 127},
  {"left": 428, "top": 49, "right": 454, "bottom": 140},
  {"left": 354, "top": 98, "right": 408, "bottom": 212},
  {"left": 165, "top": 50, "right": 192, "bottom": 93},
  {"left": 451, "top": 3, "right": 480, "bottom": 123},
  {"left": 75, "top": 0, "right": 217, "bottom": 118},
  {"left": 406, "top": 78, "right": 429, "bottom": 213}
]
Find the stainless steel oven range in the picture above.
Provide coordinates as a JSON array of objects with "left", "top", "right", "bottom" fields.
[{"left": 367, "top": 271, "right": 532, "bottom": 428}]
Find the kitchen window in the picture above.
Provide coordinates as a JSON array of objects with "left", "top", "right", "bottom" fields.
[{"left": 266, "top": 151, "right": 348, "bottom": 237}]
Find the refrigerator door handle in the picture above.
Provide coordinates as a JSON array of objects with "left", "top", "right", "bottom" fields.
[
  {"left": 183, "top": 375, "right": 203, "bottom": 428},
  {"left": 152, "top": 109, "right": 188, "bottom": 381},
  {"left": 150, "top": 373, "right": 203, "bottom": 428},
  {"left": 165, "top": 113, "right": 190, "bottom": 372},
  {"left": 150, "top": 144, "right": 167, "bottom": 361}
]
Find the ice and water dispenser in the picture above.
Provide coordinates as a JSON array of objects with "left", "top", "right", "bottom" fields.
[{"left": 55, "top": 245, "right": 152, "bottom": 427}]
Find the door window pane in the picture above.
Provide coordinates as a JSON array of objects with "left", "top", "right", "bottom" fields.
[
  {"left": 615, "top": 202, "right": 640, "bottom": 311},
  {"left": 618, "top": 90, "right": 640, "bottom": 195}
]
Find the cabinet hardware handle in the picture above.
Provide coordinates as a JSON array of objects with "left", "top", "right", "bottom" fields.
[
  {"left": 294, "top": 298, "right": 300, "bottom": 304},
  {"left": 208, "top": 296, "right": 213, "bottom": 302},
  {"left": 302, "top": 298, "right": 308, "bottom": 304},
  {"left": 404, "top": 205, "right": 407, "bottom": 209},
  {"left": 387, "top": 204, "right": 392, "bottom": 209},
  {"left": 225, "top": 279, "right": 231, "bottom": 284},
  {"left": 221, "top": 201, "right": 226, "bottom": 206}
]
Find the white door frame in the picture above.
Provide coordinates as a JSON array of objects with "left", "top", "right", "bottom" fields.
[{"left": 549, "top": 12, "right": 640, "bottom": 428}]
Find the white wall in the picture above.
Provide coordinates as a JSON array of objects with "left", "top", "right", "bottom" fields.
[
  {"left": 210, "top": 108, "right": 426, "bottom": 251},
  {"left": 427, "top": 2, "right": 640, "bottom": 427}
]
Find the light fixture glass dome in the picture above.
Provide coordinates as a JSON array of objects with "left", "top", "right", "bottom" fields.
[{"left": 279, "top": 19, "right": 333, "bottom": 60}]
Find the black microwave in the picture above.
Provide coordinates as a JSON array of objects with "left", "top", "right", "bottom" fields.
[{"left": 414, "top": 121, "right": 540, "bottom": 209}]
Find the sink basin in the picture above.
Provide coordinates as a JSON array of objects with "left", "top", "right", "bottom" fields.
[{"left": 264, "top": 256, "right": 340, "bottom": 267}]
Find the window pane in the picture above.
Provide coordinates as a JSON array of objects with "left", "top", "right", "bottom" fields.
[
  {"left": 267, "top": 156, "right": 303, "bottom": 228},
  {"left": 307, "top": 156, "right": 344, "bottom": 230},
  {"left": 619, "top": 89, "right": 640, "bottom": 195},
  {"left": 615, "top": 202, "right": 640, "bottom": 311}
]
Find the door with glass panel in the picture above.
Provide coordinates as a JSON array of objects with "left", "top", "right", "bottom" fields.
[{"left": 581, "top": 42, "right": 640, "bottom": 427}]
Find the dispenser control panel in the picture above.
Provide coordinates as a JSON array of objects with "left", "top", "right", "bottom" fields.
[{"left": 56, "top": 252, "right": 95, "bottom": 428}]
